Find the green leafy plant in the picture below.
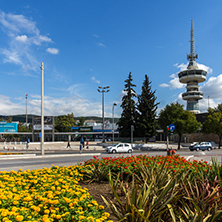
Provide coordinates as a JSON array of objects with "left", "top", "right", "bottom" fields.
[{"left": 102, "top": 162, "right": 182, "bottom": 222}]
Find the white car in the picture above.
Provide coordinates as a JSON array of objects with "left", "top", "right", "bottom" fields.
[{"left": 106, "top": 143, "right": 133, "bottom": 153}]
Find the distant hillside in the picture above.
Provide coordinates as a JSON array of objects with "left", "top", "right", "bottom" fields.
[
  {"left": 0, "top": 114, "right": 37, "bottom": 123},
  {"left": 0, "top": 114, "right": 119, "bottom": 123},
  {"left": 76, "top": 116, "right": 119, "bottom": 123}
]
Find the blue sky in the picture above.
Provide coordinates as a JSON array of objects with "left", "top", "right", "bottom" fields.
[{"left": 0, "top": 1, "right": 222, "bottom": 118}]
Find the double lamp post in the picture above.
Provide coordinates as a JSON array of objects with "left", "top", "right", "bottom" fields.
[{"left": 97, "top": 86, "right": 117, "bottom": 143}]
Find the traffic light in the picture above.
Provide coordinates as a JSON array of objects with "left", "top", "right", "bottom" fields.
[{"left": 167, "top": 126, "right": 173, "bottom": 135}]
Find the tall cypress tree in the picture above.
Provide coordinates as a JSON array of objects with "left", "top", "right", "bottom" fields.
[
  {"left": 137, "top": 75, "right": 159, "bottom": 141},
  {"left": 118, "top": 72, "right": 137, "bottom": 137}
]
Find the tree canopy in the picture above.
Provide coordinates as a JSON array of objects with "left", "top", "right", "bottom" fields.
[
  {"left": 158, "top": 102, "right": 201, "bottom": 149},
  {"left": 118, "top": 72, "right": 137, "bottom": 137},
  {"left": 54, "top": 113, "right": 75, "bottom": 132},
  {"left": 137, "top": 75, "right": 159, "bottom": 140},
  {"left": 203, "top": 103, "right": 222, "bottom": 148}
]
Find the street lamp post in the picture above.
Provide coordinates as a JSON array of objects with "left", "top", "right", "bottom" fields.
[
  {"left": 112, "top": 103, "right": 117, "bottom": 144},
  {"left": 40, "top": 62, "right": 44, "bottom": 156},
  {"left": 97, "top": 86, "right": 110, "bottom": 143},
  {"left": 25, "top": 93, "right": 28, "bottom": 127}
]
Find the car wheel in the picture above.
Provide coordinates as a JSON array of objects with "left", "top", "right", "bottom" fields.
[
  {"left": 128, "top": 149, "right": 132, "bottom": 153},
  {"left": 207, "top": 147, "right": 212, "bottom": 151},
  {"left": 196, "top": 147, "right": 200, "bottom": 151},
  {"left": 112, "top": 150, "right": 116, "bottom": 153}
]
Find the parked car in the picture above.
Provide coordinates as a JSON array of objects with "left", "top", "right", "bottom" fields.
[
  {"left": 189, "top": 142, "right": 213, "bottom": 151},
  {"left": 106, "top": 143, "right": 133, "bottom": 153}
]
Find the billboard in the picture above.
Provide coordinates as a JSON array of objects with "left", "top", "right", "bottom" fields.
[
  {"left": 71, "top": 126, "right": 93, "bottom": 132},
  {"left": 33, "top": 116, "right": 53, "bottom": 125},
  {"left": 33, "top": 116, "right": 54, "bottom": 131},
  {"left": 0, "top": 121, "right": 18, "bottom": 133}
]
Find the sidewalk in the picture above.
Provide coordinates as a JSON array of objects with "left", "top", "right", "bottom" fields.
[{"left": 0, "top": 141, "right": 104, "bottom": 152}]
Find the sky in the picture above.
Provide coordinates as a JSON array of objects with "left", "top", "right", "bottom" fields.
[{"left": 0, "top": 0, "right": 222, "bottom": 119}]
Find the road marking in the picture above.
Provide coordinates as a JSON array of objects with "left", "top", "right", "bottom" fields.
[{"left": 186, "top": 155, "right": 194, "bottom": 160}]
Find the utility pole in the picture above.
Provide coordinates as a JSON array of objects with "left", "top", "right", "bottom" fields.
[
  {"left": 40, "top": 62, "right": 44, "bottom": 155},
  {"left": 25, "top": 93, "right": 28, "bottom": 127},
  {"left": 97, "top": 86, "right": 110, "bottom": 143},
  {"left": 112, "top": 103, "right": 117, "bottom": 144}
]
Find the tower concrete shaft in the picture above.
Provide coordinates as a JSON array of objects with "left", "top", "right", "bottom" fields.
[{"left": 178, "top": 19, "right": 207, "bottom": 113}]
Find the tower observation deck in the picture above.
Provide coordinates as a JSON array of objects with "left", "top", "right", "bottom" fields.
[{"left": 178, "top": 19, "right": 207, "bottom": 113}]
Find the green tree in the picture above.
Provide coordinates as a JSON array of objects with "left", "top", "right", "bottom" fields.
[
  {"left": 118, "top": 72, "right": 137, "bottom": 137},
  {"left": 203, "top": 104, "right": 222, "bottom": 149},
  {"left": 18, "top": 123, "right": 32, "bottom": 132},
  {"left": 158, "top": 102, "right": 201, "bottom": 149},
  {"left": 137, "top": 75, "right": 159, "bottom": 141},
  {"left": 54, "top": 113, "right": 75, "bottom": 132},
  {"left": 77, "top": 117, "right": 85, "bottom": 126}
]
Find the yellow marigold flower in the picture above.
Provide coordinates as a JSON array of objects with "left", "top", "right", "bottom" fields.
[
  {"left": 55, "top": 215, "right": 61, "bottom": 219},
  {"left": 92, "top": 200, "right": 98, "bottom": 206},
  {"left": 1, "top": 210, "right": 8, "bottom": 217},
  {"left": 13, "top": 200, "right": 18, "bottom": 205},
  {"left": 15, "top": 215, "right": 24, "bottom": 221},
  {"left": 54, "top": 181, "right": 59, "bottom": 186},
  {"left": 99, "top": 205, "right": 104, "bottom": 209},
  {"left": 103, "top": 212, "right": 110, "bottom": 217},
  {"left": 12, "top": 187, "right": 17, "bottom": 192},
  {"left": 44, "top": 209, "right": 50, "bottom": 214}
]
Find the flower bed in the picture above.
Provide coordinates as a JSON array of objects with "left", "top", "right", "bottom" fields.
[
  {"left": 0, "top": 165, "right": 111, "bottom": 221},
  {"left": 83, "top": 154, "right": 212, "bottom": 180},
  {"left": 82, "top": 154, "right": 222, "bottom": 222}
]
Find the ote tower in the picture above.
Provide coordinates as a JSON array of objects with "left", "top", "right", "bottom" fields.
[{"left": 178, "top": 19, "right": 207, "bottom": 113}]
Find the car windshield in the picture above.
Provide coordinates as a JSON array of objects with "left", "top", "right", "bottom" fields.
[{"left": 112, "top": 144, "right": 119, "bottom": 147}]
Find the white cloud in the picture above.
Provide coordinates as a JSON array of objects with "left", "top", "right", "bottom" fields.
[
  {"left": 170, "top": 73, "right": 176, "bottom": 78},
  {"left": 39, "top": 35, "right": 52, "bottom": 43},
  {"left": 175, "top": 62, "right": 213, "bottom": 74},
  {"left": 15, "top": 35, "right": 28, "bottom": 42},
  {"left": 169, "top": 77, "right": 184, "bottom": 89},
  {"left": 159, "top": 83, "right": 170, "bottom": 88},
  {"left": 97, "top": 42, "right": 106, "bottom": 48},
  {"left": 46, "top": 48, "right": 59, "bottom": 55},
  {"left": 0, "top": 10, "right": 55, "bottom": 73},
  {"left": 91, "top": 76, "right": 100, "bottom": 84},
  {"left": 201, "top": 74, "right": 222, "bottom": 99},
  {"left": 66, "top": 84, "right": 83, "bottom": 96},
  {"left": 0, "top": 94, "right": 104, "bottom": 117}
]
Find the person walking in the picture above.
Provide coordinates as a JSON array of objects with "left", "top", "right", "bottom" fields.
[
  {"left": 67, "top": 141, "right": 71, "bottom": 149},
  {"left": 26, "top": 138, "right": 30, "bottom": 150}
]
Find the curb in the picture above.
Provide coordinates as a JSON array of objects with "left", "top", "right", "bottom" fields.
[{"left": 0, "top": 153, "right": 102, "bottom": 160}]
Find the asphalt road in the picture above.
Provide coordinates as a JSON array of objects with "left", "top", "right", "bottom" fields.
[{"left": 0, "top": 148, "right": 221, "bottom": 172}]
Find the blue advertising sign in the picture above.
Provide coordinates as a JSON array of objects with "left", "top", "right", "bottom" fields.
[
  {"left": 169, "top": 124, "right": 176, "bottom": 131},
  {"left": 0, "top": 121, "right": 18, "bottom": 133}
]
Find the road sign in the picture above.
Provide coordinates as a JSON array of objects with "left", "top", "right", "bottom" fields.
[{"left": 169, "top": 124, "right": 175, "bottom": 131}]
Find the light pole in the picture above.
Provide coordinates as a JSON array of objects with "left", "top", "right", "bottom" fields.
[
  {"left": 97, "top": 86, "right": 110, "bottom": 143},
  {"left": 25, "top": 93, "right": 28, "bottom": 127},
  {"left": 40, "top": 62, "right": 44, "bottom": 155},
  {"left": 112, "top": 103, "right": 117, "bottom": 144}
]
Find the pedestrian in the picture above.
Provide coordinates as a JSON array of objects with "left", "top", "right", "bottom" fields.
[
  {"left": 80, "top": 137, "right": 84, "bottom": 148},
  {"left": 86, "top": 141, "right": 89, "bottom": 149},
  {"left": 67, "top": 141, "right": 71, "bottom": 149},
  {"left": 79, "top": 144, "right": 82, "bottom": 154},
  {"left": 26, "top": 138, "right": 30, "bottom": 150}
]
